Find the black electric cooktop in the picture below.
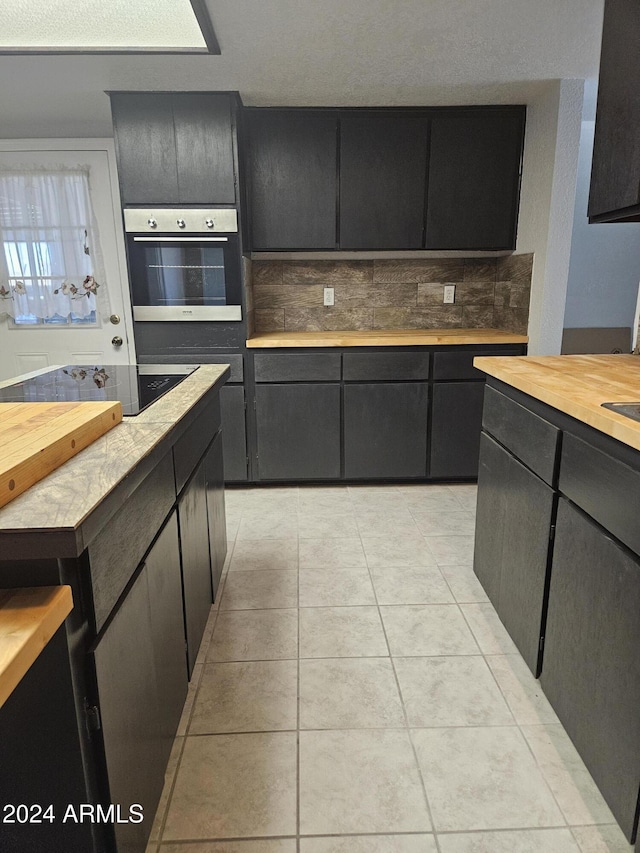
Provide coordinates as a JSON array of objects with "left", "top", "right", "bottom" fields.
[{"left": 0, "top": 364, "right": 199, "bottom": 416}]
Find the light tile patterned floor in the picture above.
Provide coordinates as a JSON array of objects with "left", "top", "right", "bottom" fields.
[{"left": 147, "top": 484, "right": 632, "bottom": 853}]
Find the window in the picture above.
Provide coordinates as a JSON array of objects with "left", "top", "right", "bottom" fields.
[{"left": 0, "top": 170, "right": 105, "bottom": 327}]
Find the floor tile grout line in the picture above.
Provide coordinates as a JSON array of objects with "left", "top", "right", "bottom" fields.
[{"left": 361, "top": 528, "right": 443, "bottom": 853}]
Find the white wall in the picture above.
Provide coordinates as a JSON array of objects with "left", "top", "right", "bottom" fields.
[
  {"left": 517, "top": 78, "right": 584, "bottom": 354},
  {"left": 564, "top": 119, "right": 640, "bottom": 330}
]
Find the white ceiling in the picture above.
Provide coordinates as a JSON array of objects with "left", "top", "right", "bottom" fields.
[{"left": 0, "top": 0, "right": 605, "bottom": 138}]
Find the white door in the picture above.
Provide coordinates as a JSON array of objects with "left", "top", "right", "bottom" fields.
[{"left": 0, "top": 141, "right": 135, "bottom": 381}]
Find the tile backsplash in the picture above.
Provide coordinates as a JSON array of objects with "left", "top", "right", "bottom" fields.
[{"left": 250, "top": 255, "right": 533, "bottom": 334}]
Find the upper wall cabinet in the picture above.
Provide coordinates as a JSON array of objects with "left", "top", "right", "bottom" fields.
[
  {"left": 588, "top": 0, "right": 640, "bottom": 223},
  {"left": 425, "top": 108, "right": 526, "bottom": 250},
  {"left": 242, "top": 106, "right": 525, "bottom": 252},
  {"left": 339, "top": 111, "right": 429, "bottom": 249},
  {"left": 110, "top": 92, "right": 237, "bottom": 205},
  {"left": 243, "top": 109, "right": 338, "bottom": 250}
]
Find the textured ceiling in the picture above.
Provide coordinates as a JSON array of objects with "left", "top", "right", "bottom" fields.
[{"left": 0, "top": 0, "right": 604, "bottom": 137}]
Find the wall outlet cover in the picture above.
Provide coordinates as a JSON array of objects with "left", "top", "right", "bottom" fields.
[
  {"left": 443, "top": 285, "right": 456, "bottom": 304},
  {"left": 324, "top": 287, "right": 335, "bottom": 307}
]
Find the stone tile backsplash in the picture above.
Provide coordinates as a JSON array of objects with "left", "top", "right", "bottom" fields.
[{"left": 250, "top": 256, "right": 533, "bottom": 334}]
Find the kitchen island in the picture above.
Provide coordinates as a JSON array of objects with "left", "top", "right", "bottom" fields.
[
  {"left": 472, "top": 353, "right": 640, "bottom": 848},
  {"left": 0, "top": 364, "right": 229, "bottom": 853}
]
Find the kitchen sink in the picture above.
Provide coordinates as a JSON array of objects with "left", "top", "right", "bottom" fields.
[{"left": 601, "top": 402, "right": 640, "bottom": 422}]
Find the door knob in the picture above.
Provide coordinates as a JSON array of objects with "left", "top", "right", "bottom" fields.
[
  {"left": 109, "top": 314, "right": 121, "bottom": 325},
  {"left": 112, "top": 336, "right": 123, "bottom": 348}
]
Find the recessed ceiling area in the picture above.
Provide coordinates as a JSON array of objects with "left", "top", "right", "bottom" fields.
[
  {"left": 0, "top": 0, "right": 211, "bottom": 52},
  {"left": 0, "top": 0, "right": 605, "bottom": 137}
]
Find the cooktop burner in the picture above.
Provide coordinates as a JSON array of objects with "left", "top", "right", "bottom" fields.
[{"left": 0, "top": 364, "right": 199, "bottom": 416}]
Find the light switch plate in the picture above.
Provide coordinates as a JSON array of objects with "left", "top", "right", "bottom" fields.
[
  {"left": 443, "top": 285, "right": 456, "bottom": 304},
  {"left": 324, "top": 287, "right": 335, "bottom": 306}
]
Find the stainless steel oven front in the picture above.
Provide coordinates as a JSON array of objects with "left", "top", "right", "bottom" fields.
[{"left": 124, "top": 208, "right": 242, "bottom": 321}]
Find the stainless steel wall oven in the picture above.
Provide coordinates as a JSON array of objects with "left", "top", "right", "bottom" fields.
[{"left": 124, "top": 208, "right": 242, "bottom": 321}]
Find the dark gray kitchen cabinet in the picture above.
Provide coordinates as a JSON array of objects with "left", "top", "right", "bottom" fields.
[
  {"left": 589, "top": 0, "right": 640, "bottom": 222},
  {"left": 244, "top": 109, "right": 338, "bottom": 249},
  {"left": 205, "top": 431, "right": 227, "bottom": 598},
  {"left": 93, "top": 513, "right": 187, "bottom": 853},
  {"left": 177, "top": 464, "right": 213, "bottom": 675},
  {"left": 541, "top": 498, "right": 640, "bottom": 843},
  {"left": 220, "top": 384, "right": 248, "bottom": 482},
  {"left": 343, "top": 382, "right": 429, "bottom": 479},
  {"left": 425, "top": 108, "right": 525, "bottom": 249},
  {"left": 473, "top": 431, "right": 555, "bottom": 675},
  {"left": 430, "top": 381, "right": 486, "bottom": 479},
  {"left": 339, "top": 111, "right": 428, "bottom": 249},
  {"left": 255, "top": 383, "right": 341, "bottom": 480},
  {"left": 111, "top": 92, "right": 236, "bottom": 205}
]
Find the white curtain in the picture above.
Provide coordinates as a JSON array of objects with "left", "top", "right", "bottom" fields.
[{"left": 0, "top": 168, "right": 109, "bottom": 321}]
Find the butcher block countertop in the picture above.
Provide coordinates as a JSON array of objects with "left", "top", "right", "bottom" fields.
[
  {"left": 0, "top": 364, "right": 229, "bottom": 560},
  {"left": 247, "top": 328, "right": 528, "bottom": 348},
  {"left": 0, "top": 586, "right": 73, "bottom": 708},
  {"left": 0, "top": 401, "right": 122, "bottom": 510},
  {"left": 475, "top": 354, "right": 640, "bottom": 452}
]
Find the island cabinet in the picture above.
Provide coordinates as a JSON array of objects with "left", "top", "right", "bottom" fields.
[
  {"left": 0, "top": 369, "right": 229, "bottom": 853},
  {"left": 588, "top": 0, "right": 640, "bottom": 223},
  {"left": 110, "top": 92, "right": 238, "bottom": 205},
  {"left": 472, "top": 374, "right": 640, "bottom": 845},
  {"left": 249, "top": 343, "right": 526, "bottom": 482}
]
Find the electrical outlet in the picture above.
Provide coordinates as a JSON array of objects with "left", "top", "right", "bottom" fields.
[
  {"left": 324, "top": 287, "right": 335, "bottom": 306},
  {"left": 443, "top": 285, "right": 456, "bottom": 304}
]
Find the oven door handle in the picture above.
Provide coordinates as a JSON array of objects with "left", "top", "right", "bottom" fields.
[{"left": 132, "top": 236, "right": 229, "bottom": 242}]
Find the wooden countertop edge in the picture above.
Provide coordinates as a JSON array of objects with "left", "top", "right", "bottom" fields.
[
  {"left": 0, "top": 586, "right": 73, "bottom": 708},
  {"left": 246, "top": 329, "right": 529, "bottom": 348},
  {"left": 475, "top": 355, "right": 640, "bottom": 453}
]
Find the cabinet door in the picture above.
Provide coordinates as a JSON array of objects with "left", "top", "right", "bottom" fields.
[
  {"left": 473, "top": 432, "right": 510, "bottom": 606},
  {"left": 205, "top": 431, "right": 227, "bottom": 598},
  {"left": 541, "top": 498, "right": 640, "bottom": 842},
  {"left": 589, "top": 0, "right": 640, "bottom": 222},
  {"left": 339, "top": 111, "right": 428, "bottom": 249},
  {"left": 473, "top": 432, "right": 554, "bottom": 675},
  {"left": 255, "top": 383, "right": 341, "bottom": 480},
  {"left": 146, "top": 513, "right": 189, "bottom": 743},
  {"left": 93, "top": 514, "right": 185, "bottom": 853},
  {"left": 178, "top": 464, "right": 213, "bottom": 675},
  {"left": 173, "top": 93, "right": 236, "bottom": 204},
  {"left": 430, "top": 381, "right": 486, "bottom": 478},
  {"left": 246, "top": 109, "right": 338, "bottom": 249},
  {"left": 343, "top": 383, "right": 429, "bottom": 479},
  {"left": 111, "top": 93, "right": 179, "bottom": 204},
  {"left": 425, "top": 108, "right": 525, "bottom": 249},
  {"left": 220, "top": 384, "right": 248, "bottom": 482}
]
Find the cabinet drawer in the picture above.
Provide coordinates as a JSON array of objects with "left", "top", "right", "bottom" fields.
[
  {"left": 88, "top": 452, "right": 175, "bottom": 632},
  {"left": 434, "top": 346, "right": 525, "bottom": 380},
  {"left": 173, "top": 396, "right": 222, "bottom": 493},
  {"left": 254, "top": 352, "right": 341, "bottom": 382},
  {"left": 560, "top": 433, "right": 640, "bottom": 557},
  {"left": 482, "top": 385, "right": 560, "bottom": 486},
  {"left": 202, "top": 354, "right": 243, "bottom": 383},
  {"left": 343, "top": 351, "right": 430, "bottom": 381}
]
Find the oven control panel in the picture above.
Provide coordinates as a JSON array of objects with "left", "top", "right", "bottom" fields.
[{"left": 124, "top": 208, "right": 238, "bottom": 234}]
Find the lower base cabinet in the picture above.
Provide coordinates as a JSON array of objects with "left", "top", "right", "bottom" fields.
[
  {"left": 220, "top": 384, "right": 248, "bottom": 482},
  {"left": 474, "top": 432, "right": 555, "bottom": 675},
  {"left": 255, "top": 383, "right": 341, "bottom": 480},
  {"left": 430, "top": 381, "right": 485, "bottom": 478},
  {"left": 541, "top": 498, "right": 640, "bottom": 843},
  {"left": 343, "top": 382, "right": 429, "bottom": 479},
  {"left": 92, "top": 513, "right": 187, "bottom": 853}
]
